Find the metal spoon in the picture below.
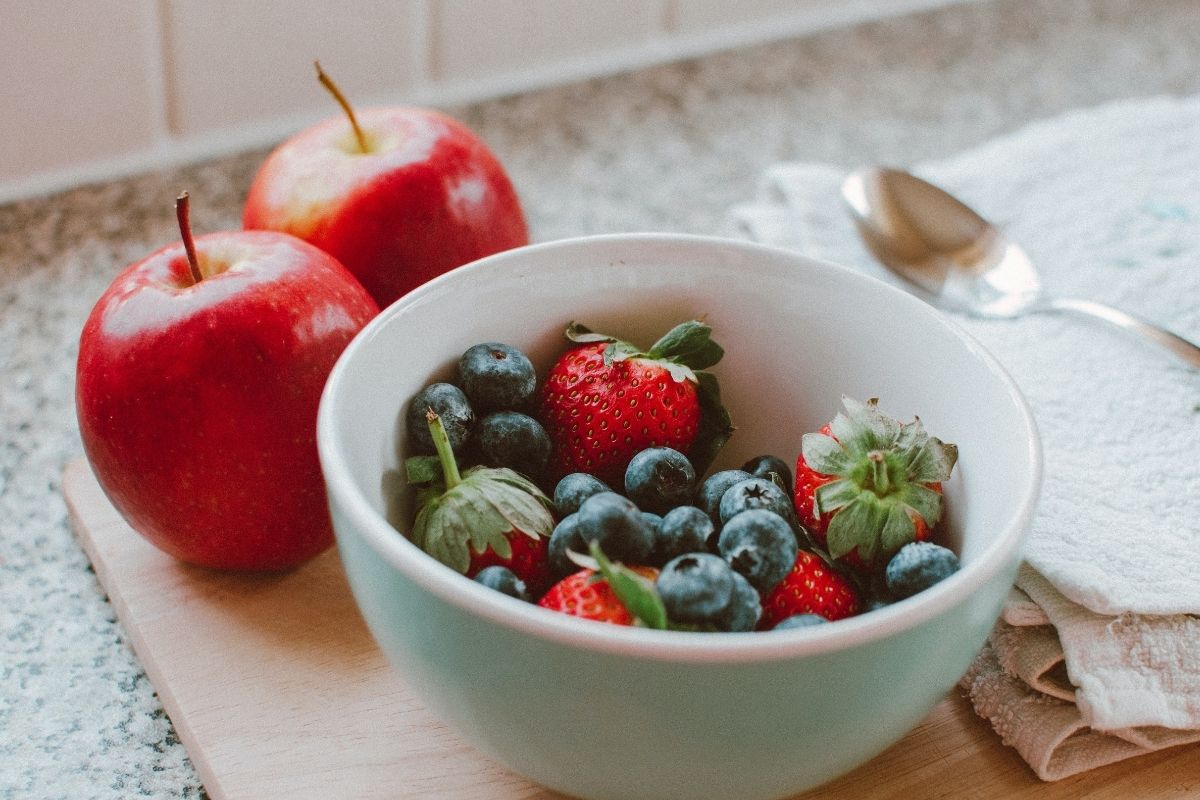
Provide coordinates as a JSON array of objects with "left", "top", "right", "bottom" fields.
[{"left": 841, "top": 167, "right": 1200, "bottom": 368}]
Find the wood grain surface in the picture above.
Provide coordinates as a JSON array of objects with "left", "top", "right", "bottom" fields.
[{"left": 62, "top": 457, "right": 1199, "bottom": 799}]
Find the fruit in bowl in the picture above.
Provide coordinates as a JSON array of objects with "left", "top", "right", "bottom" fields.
[
  {"left": 317, "top": 233, "right": 1041, "bottom": 800},
  {"left": 397, "top": 321, "right": 963, "bottom": 632}
]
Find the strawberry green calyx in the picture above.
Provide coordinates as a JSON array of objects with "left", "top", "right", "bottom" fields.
[
  {"left": 564, "top": 320, "right": 734, "bottom": 472},
  {"left": 801, "top": 397, "right": 958, "bottom": 564},
  {"left": 408, "top": 410, "right": 554, "bottom": 574},
  {"left": 565, "top": 319, "right": 723, "bottom": 379}
]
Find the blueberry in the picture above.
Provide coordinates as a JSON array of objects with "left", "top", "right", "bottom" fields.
[
  {"left": 624, "top": 447, "right": 696, "bottom": 514},
  {"left": 575, "top": 491, "right": 654, "bottom": 564},
  {"left": 885, "top": 542, "right": 961, "bottom": 600},
  {"left": 718, "top": 477, "right": 794, "bottom": 525},
  {"left": 720, "top": 571, "right": 762, "bottom": 632},
  {"left": 641, "top": 511, "right": 664, "bottom": 537},
  {"left": 717, "top": 509, "right": 798, "bottom": 594},
  {"left": 478, "top": 411, "right": 551, "bottom": 479},
  {"left": 773, "top": 613, "right": 828, "bottom": 630},
  {"left": 741, "top": 454, "right": 793, "bottom": 494},
  {"left": 406, "top": 383, "right": 474, "bottom": 455},
  {"left": 456, "top": 342, "right": 537, "bottom": 412},
  {"left": 473, "top": 565, "right": 530, "bottom": 601},
  {"left": 656, "top": 553, "right": 736, "bottom": 625},
  {"left": 695, "top": 469, "right": 753, "bottom": 525},
  {"left": 553, "top": 472, "right": 609, "bottom": 517},
  {"left": 548, "top": 513, "right": 587, "bottom": 578},
  {"left": 654, "top": 505, "right": 714, "bottom": 565}
]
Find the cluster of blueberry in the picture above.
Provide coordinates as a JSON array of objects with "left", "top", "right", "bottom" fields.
[
  {"left": 501, "top": 448, "right": 812, "bottom": 631},
  {"left": 404, "top": 341, "right": 552, "bottom": 480},
  {"left": 479, "top": 443, "right": 962, "bottom": 632}
]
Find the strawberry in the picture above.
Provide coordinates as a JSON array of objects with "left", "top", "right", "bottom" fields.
[
  {"left": 793, "top": 397, "right": 957, "bottom": 572},
  {"left": 408, "top": 409, "right": 555, "bottom": 592},
  {"left": 538, "top": 320, "right": 733, "bottom": 487},
  {"left": 538, "top": 567, "right": 659, "bottom": 625},
  {"left": 468, "top": 534, "right": 551, "bottom": 596},
  {"left": 759, "top": 550, "right": 861, "bottom": 629},
  {"left": 537, "top": 542, "right": 665, "bottom": 627}
]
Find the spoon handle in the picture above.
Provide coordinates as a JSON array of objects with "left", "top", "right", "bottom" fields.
[{"left": 1042, "top": 297, "right": 1200, "bottom": 368}]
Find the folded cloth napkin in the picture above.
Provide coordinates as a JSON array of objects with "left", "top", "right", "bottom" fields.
[
  {"left": 961, "top": 640, "right": 1200, "bottom": 781},
  {"left": 960, "top": 564, "right": 1200, "bottom": 780},
  {"left": 727, "top": 94, "right": 1200, "bottom": 778}
]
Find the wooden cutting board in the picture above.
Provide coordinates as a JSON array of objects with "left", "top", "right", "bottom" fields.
[{"left": 62, "top": 457, "right": 1199, "bottom": 799}]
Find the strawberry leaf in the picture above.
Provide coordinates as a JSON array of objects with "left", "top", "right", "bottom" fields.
[
  {"left": 415, "top": 496, "right": 471, "bottom": 572},
  {"left": 909, "top": 437, "right": 958, "bottom": 483},
  {"left": 455, "top": 482, "right": 515, "bottom": 559},
  {"left": 405, "top": 455, "right": 443, "bottom": 485},
  {"left": 826, "top": 496, "right": 886, "bottom": 561},
  {"left": 813, "top": 477, "right": 859, "bottom": 516},
  {"left": 660, "top": 360, "right": 697, "bottom": 384},
  {"left": 831, "top": 399, "right": 884, "bottom": 455},
  {"left": 588, "top": 541, "right": 668, "bottom": 630},
  {"left": 828, "top": 410, "right": 870, "bottom": 457},
  {"left": 647, "top": 320, "right": 724, "bottom": 371},
  {"left": 801, "top": 432, "right": 850, "bottom": 476},
  {"left": 853, "top": 397, "right": 901, "bottom": 445},
  {"left": 894, "top": 482, "right": 944, "bottom": 528},
  {"left": 564, "top": 322, "right": 618, "bottom": 344},
  {"left": 893, "top": 417, "right": 928, "bottom": 459},
  {"left": 879, "top": 504, "right": 918, "bottom": 554},
  {"left": 688, "top": 371, "right": 734, "bottom": 477}
]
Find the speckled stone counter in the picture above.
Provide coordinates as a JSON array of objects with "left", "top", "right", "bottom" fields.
[{"left": 3, "top": 1, "right": 1199, "bottom": 797}]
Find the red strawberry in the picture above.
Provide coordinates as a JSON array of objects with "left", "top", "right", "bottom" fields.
[
  {"left": 468, "top": 534, "right": 551, "bottom": 597},
  {"left": 408, "top": 409, "right": 554, "bottom": 590},
  {"left": 538, "top": 565, "right": 660, "bottom": 625},
  {"left": 759, "top": 550, "right": 861, "bottom": 629},
  {"left": 793, "top": 397, "right": 957, "bottom": 572},
  {"left": 538, "top": 320, "right": 732, "bottom": 487}
]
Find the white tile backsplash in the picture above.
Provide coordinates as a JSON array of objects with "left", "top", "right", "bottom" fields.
[
  {"left": 0, "top": 0, "right": 975, "bottom": 203},
  {"left": 161, "top": 0, "right": 427, "bottom": 137},
  {"left": 432, "top": 0, "right": 667, "bottom": 82},
  {"left": 0, "top": 0, "right": 161, "bottom": 185},
  {"left": 672, "top": 0, "right": 822, "bottom": 33}
]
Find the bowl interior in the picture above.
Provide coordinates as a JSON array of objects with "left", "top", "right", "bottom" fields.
[{"left": 321, "top": 233, "right": 1037, "bottom": 639}]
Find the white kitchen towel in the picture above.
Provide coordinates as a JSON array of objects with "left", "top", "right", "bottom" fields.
[{"left": 727, "top": 94, "right": 1200, "bottom": 617}]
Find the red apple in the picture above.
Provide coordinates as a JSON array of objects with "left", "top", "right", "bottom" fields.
[
  {"left": 76, "top": 194, "right": 379, "bottom": 571},
  {"left": 242, "top": 63, "right": 529, "bottom": 309}
]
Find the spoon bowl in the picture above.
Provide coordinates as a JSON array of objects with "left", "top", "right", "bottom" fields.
[{"left": 842, "top": 167, "right": 1200, "bottom": 367}]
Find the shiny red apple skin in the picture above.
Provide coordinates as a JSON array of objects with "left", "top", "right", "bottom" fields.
[
  {"left": 76, "top": 231, "right": 379, "bottom": 571},
  {"left": 242, "top": 106, "right": 529, "bottom": 309}
]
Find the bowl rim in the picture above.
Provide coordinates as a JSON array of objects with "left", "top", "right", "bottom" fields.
[{"left": 317, "top": 232, "right": 1042, "bottom": 664}]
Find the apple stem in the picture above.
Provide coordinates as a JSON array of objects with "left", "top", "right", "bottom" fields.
[
  {"left": 315, "top": 60, "right": 367, "bottom": 154},
  {"left": 175, "top": 192, "right": 203, "bottom": 285}
]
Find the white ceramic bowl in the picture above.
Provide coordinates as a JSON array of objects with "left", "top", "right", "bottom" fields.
[{"left": 317, "top": 233, "right": 1041, "bottom": 800}]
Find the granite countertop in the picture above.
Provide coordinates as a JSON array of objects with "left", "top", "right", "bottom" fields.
[{"left": 3, "top": 0, "right": 1199, "bottom": 797}]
